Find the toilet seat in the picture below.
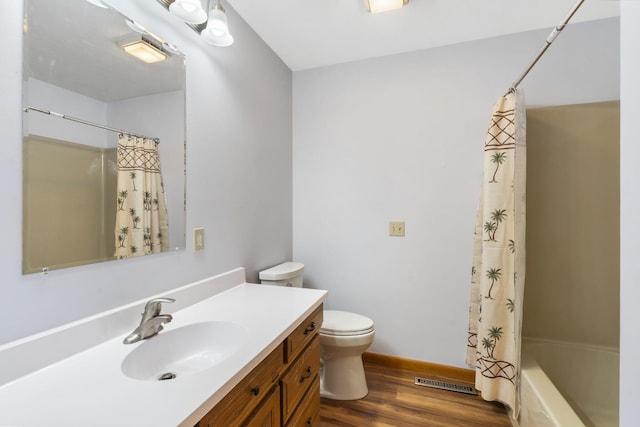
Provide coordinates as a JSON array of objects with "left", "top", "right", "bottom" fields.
[{"left": 321, "top": 310, "right": 374, "bottom": 336}]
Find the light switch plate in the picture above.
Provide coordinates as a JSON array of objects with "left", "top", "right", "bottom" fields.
[
  {"left": 389, "top": 221, "right": 405, "bottom": 237},
  {"left": 194, "top": 227, "right": 205, "bottom": 251}
]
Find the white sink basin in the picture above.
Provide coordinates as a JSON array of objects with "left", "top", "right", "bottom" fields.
[{"left": 121, "top": 321, "right": 249, "bottom": 381}]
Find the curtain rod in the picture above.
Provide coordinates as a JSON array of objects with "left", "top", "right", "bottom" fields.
[
  {"left": 23, "top": 106, "right": 159, "bottom": 143},
  {"left": 507, "top": 0, "right": 585, "bottom": 95}
]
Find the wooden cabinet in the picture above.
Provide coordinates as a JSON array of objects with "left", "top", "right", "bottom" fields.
[
  {"left": 197, "top": 344, "right": 283, "bottom": 427},
  {"left": 196, "top": 304, "right": 323, "bottom": 427}
]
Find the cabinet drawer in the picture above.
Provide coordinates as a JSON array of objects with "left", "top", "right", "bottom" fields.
[
  {"left": 284, "top": 305, "right": 323, "bottom": 364},
  {"left": 281, "top": 336, "right": 320, "bottom": 422},
  {"left": 198, "top": 344, "right": 284, "bottom": 427},
  {"left": 285, "top": 375, "right": 319, "bottom": 427}
]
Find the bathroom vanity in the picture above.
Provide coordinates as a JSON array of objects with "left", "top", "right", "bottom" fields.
[
  {"left": 197, "top": 305, "right": 323, "bottom": 426},
  {"left": 0, "top": 269, "right": 327, "bottom": 426}
]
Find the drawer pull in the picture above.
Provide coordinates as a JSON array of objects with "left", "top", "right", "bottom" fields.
[
  {"left": 299, "top": 367, "right": 312, "bottom": 383},
  {"left": 251, "top": 386, "right": 260, "bottom": 396},
  {"left": 304, "top": 322, "right": 316, "bottom": 335},
  {"left": 307, "top": 416, "right": 313, "bottom": 426}
]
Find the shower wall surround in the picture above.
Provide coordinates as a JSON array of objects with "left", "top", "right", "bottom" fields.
[{"left": 525, "top": 101, "right": 620, "bottom": 348}]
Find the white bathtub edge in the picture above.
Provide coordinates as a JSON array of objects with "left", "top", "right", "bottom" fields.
[{"left": 520, "top": 357, "right": 586, "bottom": 427}]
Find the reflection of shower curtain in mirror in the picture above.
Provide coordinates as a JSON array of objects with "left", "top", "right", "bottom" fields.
[{"left": 114, "top": 134, "right": 169, "bottom": 258}]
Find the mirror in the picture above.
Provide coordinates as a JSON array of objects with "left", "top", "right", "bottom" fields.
[{"left": 22, "top": 0, "right": 186, "bottom": 274}]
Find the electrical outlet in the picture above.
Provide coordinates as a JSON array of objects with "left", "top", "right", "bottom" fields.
[
  {"left": 194, "top": 227, "right": 205, "bottom": 251},
  {"left": 389, "top": 221, "right": 405, "bottom": 237}
]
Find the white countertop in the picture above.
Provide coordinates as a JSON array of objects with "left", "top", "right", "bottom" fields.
[{"left": 0, "top": 282, "right": 327, "bottom": 427}]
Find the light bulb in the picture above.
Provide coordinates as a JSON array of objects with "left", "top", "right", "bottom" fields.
[
  {"left": 169, "top": 0, "right": 207, "bottom": 24},
  {"left": 201, "top": 3, "right": 233, "bottom": 47}
]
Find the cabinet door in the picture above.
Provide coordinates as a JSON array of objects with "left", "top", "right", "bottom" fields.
[
  {"left": 281, "top": 336, "right": 320, "bottom": 422},
  {"left": 285, "top": 375, "right": 319, "bottom": 427},
  {"left": 243, "top": 385, "right": 281, "bottom": 427},
  {"left": 198, "top": 344, "right": 283, "bottom": 427}
]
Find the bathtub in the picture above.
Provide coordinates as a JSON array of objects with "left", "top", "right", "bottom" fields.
[{"left": 511, "top": 339, "right": 619, "bottom": 427}]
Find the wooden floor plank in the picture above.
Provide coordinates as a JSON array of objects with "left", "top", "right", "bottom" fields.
[{"left": 319, "top": 359, "right": 511, "bottom": 426}]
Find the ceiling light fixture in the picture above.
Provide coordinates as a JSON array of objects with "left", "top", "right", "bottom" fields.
[
  {"left": 365, "top": 0, "right": 409, "bottom": 14},
  {"left": 123, "top": 39, "right": 168, "bottom": 63},
  {"left": 158, "top": 0, "right": 234, "bottom": 47}
]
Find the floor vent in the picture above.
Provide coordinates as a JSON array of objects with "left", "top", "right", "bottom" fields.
[{"left": 414, "top": 377, "right": 477, "bottom": 395}]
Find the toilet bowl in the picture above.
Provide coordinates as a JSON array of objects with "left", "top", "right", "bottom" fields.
[
  {"left": 258, "top": 262, "right": 375, "bottom": 401},
  {"left": 319, "top": 310, "right": 375, "bottom": 400}
]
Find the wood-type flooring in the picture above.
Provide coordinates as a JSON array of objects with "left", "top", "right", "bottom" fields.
[{"left": 318, "top": 358, "right": 511, "bottom": 427}]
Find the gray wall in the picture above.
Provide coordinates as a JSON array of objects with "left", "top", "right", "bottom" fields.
[
  {"left": 0, "top": 0, "right": 292, "bottom": 345},
  {"left": 620, "top": 4, "right": 640, "bottom": 426},
  {"left": 292, "top": 18, "right": 619, "bottom": 367}
]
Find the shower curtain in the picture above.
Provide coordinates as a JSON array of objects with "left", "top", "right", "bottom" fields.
[
  {"left": 114, "top": 134, "right": 169, "bottom": 258},
  {"left": 466, "top": 90, "right": 526, "bottom": 415}
]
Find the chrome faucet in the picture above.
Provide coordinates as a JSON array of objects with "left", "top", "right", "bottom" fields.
[{"left": 123, "top": 297, "right": 175, "bottom": 344}]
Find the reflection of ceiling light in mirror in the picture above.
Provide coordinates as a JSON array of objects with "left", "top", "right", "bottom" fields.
[
  {"left": 201, "top": 3, "right": 234, "bottom": 47},
  {"left": 86, "top": 0, "right": 108, "bottom": 8},
  {"left": 162, "top": 42, "right": 180, "bottom": 55},
  {"left": 170, "top": 0, "right": 207, "bottom": 24},
  {"left": 365, "top": 0, "right": 408, "bottom": 14},
  {"left": 126, "top": 19, "right": 148, "bottom": 35},
  {"left": 123, "top": 40, "right": 167, "bottom": 63}
]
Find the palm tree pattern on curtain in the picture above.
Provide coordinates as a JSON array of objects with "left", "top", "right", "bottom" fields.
[
  {"left": 114, "top": 134, "right": 169, "bottom": 259},
  {"left": 466, "top": 91, "right": 526, "bottom": 415}
]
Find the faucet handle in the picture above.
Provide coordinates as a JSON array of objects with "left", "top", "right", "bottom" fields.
[{"left": 142, "top": 297, "right": 175, "bottom": 320}]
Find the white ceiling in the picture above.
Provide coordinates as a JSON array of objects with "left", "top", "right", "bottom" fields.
[{"left": 225, "top": 0, "right": 620, "bottom": 71}]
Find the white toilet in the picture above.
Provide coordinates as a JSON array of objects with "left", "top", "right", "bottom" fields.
[{"left": 259, "top": 262, "right": 375, "bottom": 400}]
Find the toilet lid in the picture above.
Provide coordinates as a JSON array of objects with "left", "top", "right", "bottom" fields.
[{"left": 321, "top": 310, "right": 374, "bottom": 336}]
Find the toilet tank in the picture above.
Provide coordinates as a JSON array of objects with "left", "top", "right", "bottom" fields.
[{"left": 259, "top": 262, "right": 304, "bottom": 287}]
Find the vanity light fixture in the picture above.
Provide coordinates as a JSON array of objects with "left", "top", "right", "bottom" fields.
[
  {"left": 158, "top": 0, "right": 234, "bottom": 47},
  {"left": 201, "top": 1, "right": 234, "bottom": 47},
  {"left": 123, "top": 39, "right": 167, "bottom": 63},
  {"left": 365, "top": 0, "right": 409, "bottom": 14},
  {"left": 169, "top": 0, "right": 208, "bottom": 24}
]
